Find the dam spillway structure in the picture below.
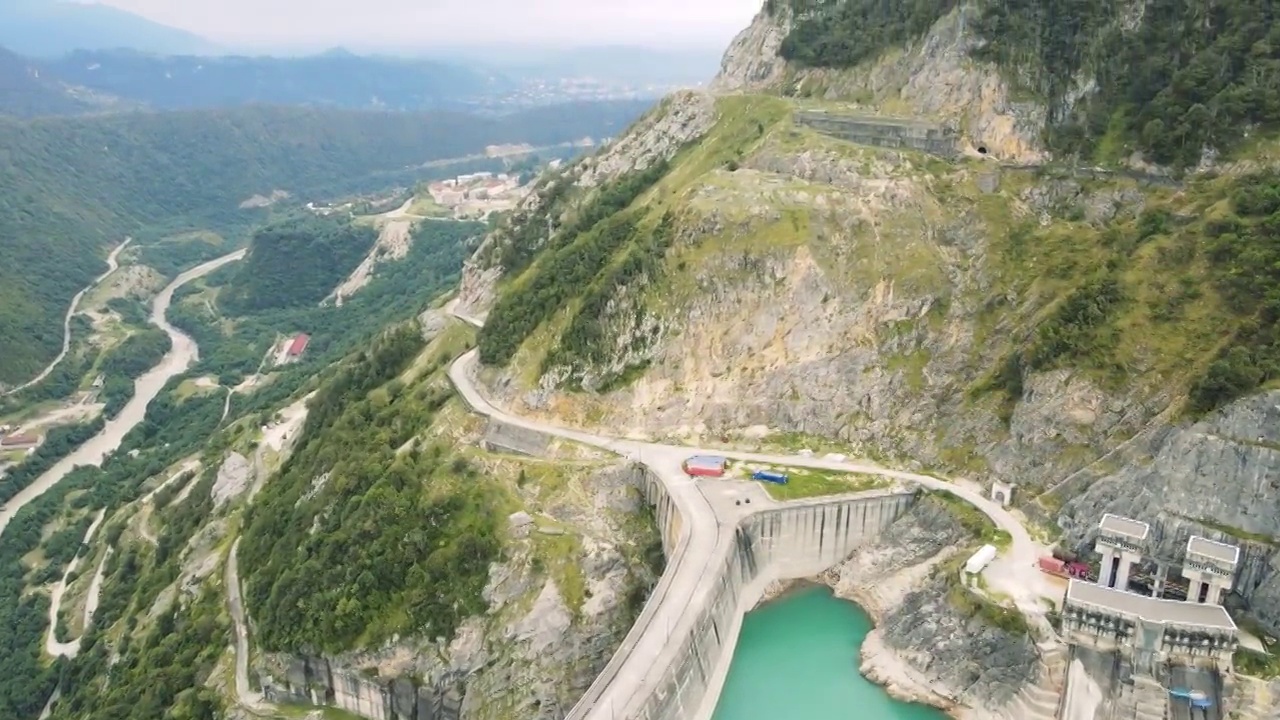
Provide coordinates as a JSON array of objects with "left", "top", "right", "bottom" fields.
[
  {"left": 1057, "top": 513, "right": 1243, "bottom": 720},
  {"left": 615, "top": 485, "right": 918, "bottom": 720}
]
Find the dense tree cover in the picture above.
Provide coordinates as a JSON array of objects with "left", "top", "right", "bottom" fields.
[
  {"left": 97, "top": 328, "right": 173, "bottom": 418},
  {"left": 0, "top": 384, "right": 225, "bottom": 716},
  {"left": 772, "top": 0, "right": 959, "bottom": 70},
  {"left": 543, "top": 211, "right": 676, "bottom": 390},
  {"left": 0, "top": 98, "right": 648, "bottom": 385},
  {"left": 481, "top": 211, "right": 645, "bottom": 366},
  {"left": 1188, "top": 171, "right": 1280, "bottom": 412},
  {"left": 480, "top": 161, "right": 672, "bottom": 366},
  {"left": 219, "top": 216, "right": 376, "bottom": 314},
  {"left": 498, "top": 159, "right": 670, "bottom": 275},
  {"left": 973, "top": 0, "right": 1280, "bottom": 166},
  {"left": 170, "top": 219, "right": 477, "bottom": 386},
  {"left": 980, "top": 169, "right": 1280, "bottom": 418},
  {"left": 240, "top": 326, "right": 503, "bottom": 652},
  {"left": 772, "top": 0, "right": 1280, "bottom": 168},
  {"left": 0, "top": 46, "right": 94, "bottom": 117},
  {"left": 0, "top": 317, "right": 95, "bottom": 414}
]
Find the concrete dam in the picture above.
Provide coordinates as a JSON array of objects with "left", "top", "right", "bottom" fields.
[{"left": 619, "top": 477, "right": 918, "bottom": 720}]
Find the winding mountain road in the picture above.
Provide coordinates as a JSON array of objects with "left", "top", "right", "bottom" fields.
[
  {"left": 444, "top": 302, "right": 1054, "bottom": 719},
  {"left": 227, "top": 538, "right": 274, "bottom": 714},
  {"left": 45, "top": 509, "right": 106, "bottom": 658},
  {"left": 4, "top": 238, "right": 132, "bottom": 397}
]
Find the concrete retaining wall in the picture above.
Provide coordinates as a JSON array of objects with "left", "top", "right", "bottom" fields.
[
  {"left": 481, "top": 418, "right": 551, "bottom": 456},
  {"left": 629, "top": 491, "right": 918, "bottom": 720},
  {"left": 795, "top": 111, "right": 957, "bottom": 158}
]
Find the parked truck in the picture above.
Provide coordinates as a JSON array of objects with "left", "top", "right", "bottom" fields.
[
  {"left": 1038, "top": 556, "right": 1092, "bottom": 580},
  {"left": 752, "top": 470, "right": 789, "bottom": 485}
]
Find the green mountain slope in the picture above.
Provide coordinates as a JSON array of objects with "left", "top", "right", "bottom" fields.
[
  {"left": 459, "top": 2, "right": 1280, "bottom": 638},
  {"left": 774, "top": 0, "right": 1280, "bottom": 167},
  {"left": 0, "top": 99, "right": 649, "bottom": 386}
]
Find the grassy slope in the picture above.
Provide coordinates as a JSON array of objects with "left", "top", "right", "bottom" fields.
[{"left": 489, "top": 91, "right": 1280, "bottom": 485}]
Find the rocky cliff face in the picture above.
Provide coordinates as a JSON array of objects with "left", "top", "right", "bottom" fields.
[
  {"left": 712, "top": 6, "right": 1045, "bottom": 163},
  {"left": 256, "top": 463, "right": 660, "bottom": 720},
  {"left": 820, "top": 498, "right": 1040, "bottom": 716},
  {"left": 464, "top": 0, "right": 1280, "bottom": 654},
  {"left": 710, "top": 4, "right": 790, "bottom": 95}
]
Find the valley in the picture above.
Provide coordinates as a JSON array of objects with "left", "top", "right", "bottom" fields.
[{"left": 5, "top": 1, "right": 1280, "bottom": 720}]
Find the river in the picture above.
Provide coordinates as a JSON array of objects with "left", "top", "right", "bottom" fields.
[
  {"left": 0, "top": 250, "right": 246, "bottom": 539},
  {"left": 711, "top": 586, "right": 947, "bottom": 720}
]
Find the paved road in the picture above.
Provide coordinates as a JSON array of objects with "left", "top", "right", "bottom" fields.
[
  {"left": 45, "top": 509, "right": 106, "bottom": 658},
  {"left": 445, "top": 305, "right": 1054, "bottom": 719},
  {"left": 5, "top": 238, "right": 131, "bottom": 397},
  {"left": 227, "top": 538, "right": 274, "bottom": 714}
]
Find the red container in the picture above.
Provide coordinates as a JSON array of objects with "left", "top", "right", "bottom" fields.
[{"left": 1038, "top": 557, "right": 1067, "bottom": 576}]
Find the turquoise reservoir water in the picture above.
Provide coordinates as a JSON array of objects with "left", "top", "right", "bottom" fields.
[{"left": 711, "top": 585, "right": 948, "bottom": 720}]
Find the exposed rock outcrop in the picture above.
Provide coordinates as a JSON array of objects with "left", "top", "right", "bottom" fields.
[
  {"left": 822, "top": 499, "right": 1041, "bottom": 717},
  {"left": 711, "top": 3, "right": 791, "bottom": 94},
  {"left": 210, "top": 452, "right": 252, "bottom": 508}
]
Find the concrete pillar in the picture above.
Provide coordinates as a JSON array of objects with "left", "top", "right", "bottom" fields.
[
  {"left": 1116, "top": 552, "right": 1137, "bottom": 591},
  {"left": 1207, "top": 578, "right": 1228, "bottom": 605},
  {"left": 1187, "top": 580, "right": 1205, "bottom": 603},
  {"left": 1151, "top": 563, "right": 1167, "bottom": 597},
  {"left": 1098, "top": 547, "right": 1116, "bottom": 587}
]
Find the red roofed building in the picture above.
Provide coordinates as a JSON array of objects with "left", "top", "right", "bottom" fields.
[{"left": 287, "top": 333, "right": 310, "bottom": 358}]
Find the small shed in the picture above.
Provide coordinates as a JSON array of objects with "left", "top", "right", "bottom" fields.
[{"left": 0, "top": 434, "right": 40, "bottom": 449}]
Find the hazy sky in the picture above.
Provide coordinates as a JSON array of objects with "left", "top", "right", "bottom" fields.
[{"left": 91, "top": 0, "right": 763, "bottom": 50}]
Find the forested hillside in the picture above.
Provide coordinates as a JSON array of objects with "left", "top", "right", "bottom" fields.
[
  {"left": 773, "top": 0, "right": 1280, "bottom": 166},
  {"left": 218, "top": 217, "right": 376, "bottom": 314},
  {"left": 0, "top": 98, "right": 649, "bottom": 386},
  {"left": 0, "top": 46, "right": 100, "bottom": 117}
]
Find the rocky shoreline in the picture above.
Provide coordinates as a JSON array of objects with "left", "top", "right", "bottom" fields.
[{"left": 748, "top": 498, "right": 1041, "bottom": 720}]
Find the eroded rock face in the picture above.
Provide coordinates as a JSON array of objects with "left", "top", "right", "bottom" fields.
[
  {"left": 711, "top": 3, "right": 791, "bottom": 94},
  {"left": 211, "top": 452, "right": 252, "bottom": 508}
]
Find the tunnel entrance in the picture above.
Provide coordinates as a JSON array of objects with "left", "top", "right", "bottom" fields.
[
  {"left": 977, "top": 145, "right": 989, "bottom": 155},
  {"left": 1108, "top": 556, "right": 1120, "bottom": 588}
]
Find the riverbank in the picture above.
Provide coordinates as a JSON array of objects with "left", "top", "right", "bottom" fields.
[{"left": 0, "top": 249, "right": 244, "bottom": 539}]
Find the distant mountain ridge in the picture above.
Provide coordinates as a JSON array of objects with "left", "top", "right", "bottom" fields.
[
  {"left": 0, "top": 0, "right": 221, "bottom": 57},
  {"left": 41, "top": 48, "right": 511, "bottom": 113}
]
